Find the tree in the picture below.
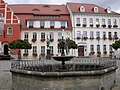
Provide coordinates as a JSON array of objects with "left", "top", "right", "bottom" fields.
[
  {"left": 66, "top": 39, "right": 78, "bottom": 49},
  {"left": 9, "top": 39, "right": 32, "bottom": 60}
]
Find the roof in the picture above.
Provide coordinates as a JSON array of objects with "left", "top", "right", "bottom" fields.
[
  {"left": 9, "top": 4, "right": 69, "bottom": 15},
  {"left": 67, "top": 3, "right": 119, "bottom": 15}
]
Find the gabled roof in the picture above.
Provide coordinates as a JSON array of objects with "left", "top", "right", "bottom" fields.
[
  {"left": 9, "top": 4, "right": 69, "bottom": 15},
  {"left": 67, "top": 3, "right": 119, "bottom": 15}
]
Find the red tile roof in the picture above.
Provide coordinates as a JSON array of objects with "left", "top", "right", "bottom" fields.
[
  {"left": 9, "top": 4, "right": 69, "bottom": 15},
  {"left": 67, "top": 3, "right": 119, "bottom": 15}
]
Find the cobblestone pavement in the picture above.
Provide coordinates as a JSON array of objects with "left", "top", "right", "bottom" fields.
[
  {"left": 0, "top": 61, "right": 12, "bottom": 90},
  {"left": 0, "top": 59, "right": 120, "bottom": 90}
]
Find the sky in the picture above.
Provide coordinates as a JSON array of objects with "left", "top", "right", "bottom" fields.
[{"left": 4, "top": 0, "right": 120, "bottom": 13}]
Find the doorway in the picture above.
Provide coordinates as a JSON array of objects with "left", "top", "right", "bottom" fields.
[
  {"left": 4, "top": 44, "right": 9, "bottom": 55},
  {"left": 78, "top": 46, "right": 84, "bottom": 56}
]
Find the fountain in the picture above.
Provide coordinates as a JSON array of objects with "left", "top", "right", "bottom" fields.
[{"left": 52, "top": 36, "right": 74, "bottom": 68}]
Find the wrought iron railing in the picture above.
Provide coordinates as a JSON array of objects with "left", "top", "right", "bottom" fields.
[{"left": 11, "top": 58, "right": 116, "bottom": 72}]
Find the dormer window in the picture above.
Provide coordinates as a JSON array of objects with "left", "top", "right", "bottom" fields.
[
  {"left": 80, "top": 6, "right": 85, "bottom": 12},
  {"left": 107, "top": 7, "right": 111, "bottom": 13},
  {"left": 94, "top": 7, "right": 98, "bottom": 13}
]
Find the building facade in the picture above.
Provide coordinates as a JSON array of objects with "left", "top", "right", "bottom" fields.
[
  {"left": 67, "top": 3, "right": 120, "bottom": 58},
  {"left": 0, "top": 0, "right": 20, "bottom": 55},
  {"left": 9, "top": 4, "right": 72, "bottom": 59}
]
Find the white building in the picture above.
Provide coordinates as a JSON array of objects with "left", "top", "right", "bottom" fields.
[{"left": 67, "top": 3, "right": 120, "bottom": 58}]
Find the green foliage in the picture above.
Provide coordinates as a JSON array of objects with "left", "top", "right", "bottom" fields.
[
  {"left": 58, "top": 39, "right": 78, "bottom": 49},
  {"left": 112, "top": 39, "right": 120, "bottom": 50},
  {"left": 9, "top": 39, "right": 32, "bottom": 49}
]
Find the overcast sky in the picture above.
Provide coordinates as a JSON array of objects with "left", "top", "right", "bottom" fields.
[{"left": 4, "top": 0, "right": 120, "bottom": 13}]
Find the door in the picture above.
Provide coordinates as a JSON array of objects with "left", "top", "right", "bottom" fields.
[
  {"left": 4, "top": 44, "right": 9, "bottom": 55},
  {"left": 78, "top": 46, "right": 84, "bottom": 56}
]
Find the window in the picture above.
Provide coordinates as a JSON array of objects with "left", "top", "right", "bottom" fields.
[
  {"left": 76, "top": 18, "right": 80, "bottom": 26},
  {"left": 7, "top": 27, "right": 13, "bottom": 35},
  {"left": 61, "top": 21, "right": 65, "bottom": 28},
  {"left": 50, "top": 46, "right": 53, "bottom": 54},
  {"left": 33, "top": 46, "right": 37, "bottom": 53},
  {"left": 24, "top": 49, "right": 28, "bottom": 54},
  {"left": 24, "top": 32, "right": 28, "bottom": 40},
  {"left": 94, "top": 7, "right": 98, "bottom": 13},
  {"left": 109, "top": 45, "right": 112, "bottom": 51},
  {"left": 102, "top": 19, "right": 105, "bottom": 25},
  {"left": 103, "top": 45, "right": 106, "bottom": 52},
  {"left": 103, "top": 32, "right": 106, "bottom": 37},
  {"left": 50, "top": 21, "right": 55, "bottom": 27},
  {"left": 50, "top": 32, "right": 54, "bottom": 39},
  {"left": 113, "top": 19, "right": 117, "bottom": 25},
  {"left": 65, "top": 33, "right": 70, "bottom": 39},
  {"left": 114, "top": 32, "right": 118, "bottom": 39},
  {"left": 41, "top": 46, "right": 45, "bottom": 54},
  {"left": 96, "top": 31, "right": 100, "bottom": 37},
  {"left": 40, "top": 21, "right": 45, "bottom": 28},
  {"left": 41, "top": 32, "right": 45, "bottom": 39},
  {"left": 89, "top": 18, "right": 93, "bottom": 24},
  {"left": 58, "top": 32, "right": 62, "bottom": 39},
  {"left": 97, "top": 45, "right": 100, "bottom": 52},
  {"left": 90, "top": 31, "right": 94, "bottom": 37},
  {"left": 90, "top": 45, "right": 94, "bottom": 52},
  {"left": 83, "top": 18, "right": 87, "bottom": 24},
  {"left": 58, "top": 46, "right": 62, "bottom": 53},
  {"left": 29, "top": 21, "right": 33, "bottom": 28},
  {"left": 83, "top": 31, "right": 87, "bottom": 37},
  {"left": 77, "top": 31, "right": 81, "bottom": 37},
  {"left": 96, "top": 18, "right": 99, "bottom": 24},
  {"left": 80, "top": 6, "right": 85, "bottom": 12},
  {"left": 33, "top": 32, "right": 37, "bottom": 39},
  {"left": 108, "top": 32, "right": 112, "bottom": 37},
  {"left": 108, "top": 19, "right": 111, "bottom": 25}
]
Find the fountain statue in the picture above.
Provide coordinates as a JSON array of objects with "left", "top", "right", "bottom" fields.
[{"left": 52, "top": 36, "right": 74, "bottom": 68}]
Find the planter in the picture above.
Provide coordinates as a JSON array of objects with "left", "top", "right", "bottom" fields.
[
  {"left": 32, "top": 53, "right": 37, "bottom": 57},
  {"left": 32, "top": 38, "right": 36, "bottom": 42},
  {"left": 96, "top": 37, "right": 100, "bottom": 40},
  {"left": 102, "top": 24, "right": 106, "bottom": 28},
  {"left": 90, "top": 37, "right": 94, "bottom": 40},
  {"left": 50, "top": 39, "right": 54, "bottom": 42},
  {"left": 61, "top": 26, "right": 65, "bottom": 29},
  {"left": 40, "top": 26, "right": 44, "bottom": 28},
  {"left": 103, "top": 51, "right": 107, "bottom": 54},
  {"left": 89, "top": 51, "right": 95, "bottom": 55},
  {"left": 82, "top": 24, "right": 87, "bottom": 27},
  {"left": 76, "top": 24, "right": 81, "bottom": 26},
  {"left": 50, "top": 26, "right": 54, "bottom": 29},
  {"left": 108, "top": 37, "right": 112, "bottom": 40},
  {"left": 77, "top": 37, "right": 81, "bottom": 40},
  {"left": 113, "top": 25, "right": 118, "bottom": 28},
  {"left": 82, "top": 37, "right": 88, "bottom": 40},
  {"left": 103, "top": 37, "right": 107, "bottom": 40},
  {"left": 114, "top": 37, "right": 118, "bottom": 40},
  {"left": 108, "top": 25, "right": 112, "bottom": 28},
  {"left": 23, "top": 53, "right": 28, "bottom": 56},
  {"left": 41, "top": 38, "right": 45, "bottom": 42},
  {"left": 90, "top": 24, "right": 93, "bottom": 27},
  {"left": 96, "top": 24, "right": 100, "bottom": 28}
]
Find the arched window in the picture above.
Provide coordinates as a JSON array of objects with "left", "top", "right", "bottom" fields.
[
  {"left": 7, "top": 27, "right": 13, "bottom": 35},
  {"left": 94, "top": 7, "right": 98, "bottom": 13},
  {"left": 80, "top": 6, "right": 85, "bottom": 12}
]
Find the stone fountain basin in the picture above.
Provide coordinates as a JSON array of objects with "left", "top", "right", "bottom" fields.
[{"left": 52, "top": 56, "right": 74, "bottom": 62}]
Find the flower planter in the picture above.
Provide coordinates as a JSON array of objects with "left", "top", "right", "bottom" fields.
[
  {"left": 108, "top": 37, "right": 112, "bottom": 40},
  {"left": 96, "top": 24, "right": 100, "bottom": 28},
  {"left": 61, "top": 26, "right": 65, "bottom": 29},
  {"left": 102, "top": 25, "right": 106, "bottom": 28},
  {"left": 50, "top": 39, "right": 54, "bottom": 42},
  {"left": 50, "top": 26, "right": 54, "bottom": 29},
  {"left": 41, "top": 26, "right": 44, "bottom": 28},
  {"left": 23, "top": 53, "right": 28, "bottom": 56},
  {"left": 32, "top": 53, "right": 37, "bottom": 57},
  {"left": 96, "top": 37, "right": 100, "bottom": 40},
  {"left": 108, "top": 25, "right": 112, "bottom": 28},
  {"left": 32, "top": 38, "right": 37, "bottom": 42},
  {"left": 76, "top": 24, "right": 81, "bottom": 26},
  {"left": 103, "top": 37, "right": 107, "bottom": 40},
  {"left": 41, "top": 38, "right": 45, "bottom": 42},
  {"left": 113, "top": 25, "right": 118, "bottom": 28},
  {"left": 89, "top": 51, "right": 95, "bottom": 55},
  {"left": 90, "top": 24, "right": 93, "bottom": 27},
  {"left": 82, "top": 24, "right": 87, "bottom": 27},
  {"left": 83, "top": 37, "right": 88, "bottom": 40},
  {"left": 114, "top": 37, "right": 118, "bottom": 40},
  {"left": 103, "top": 51, "right": 107, "bottom": 54},
  {"left": 90, "top": 37, "right": 94, "bottom": 40},
  {"left": 77, "top": 37, "right": 81, "bottom": 40}
]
